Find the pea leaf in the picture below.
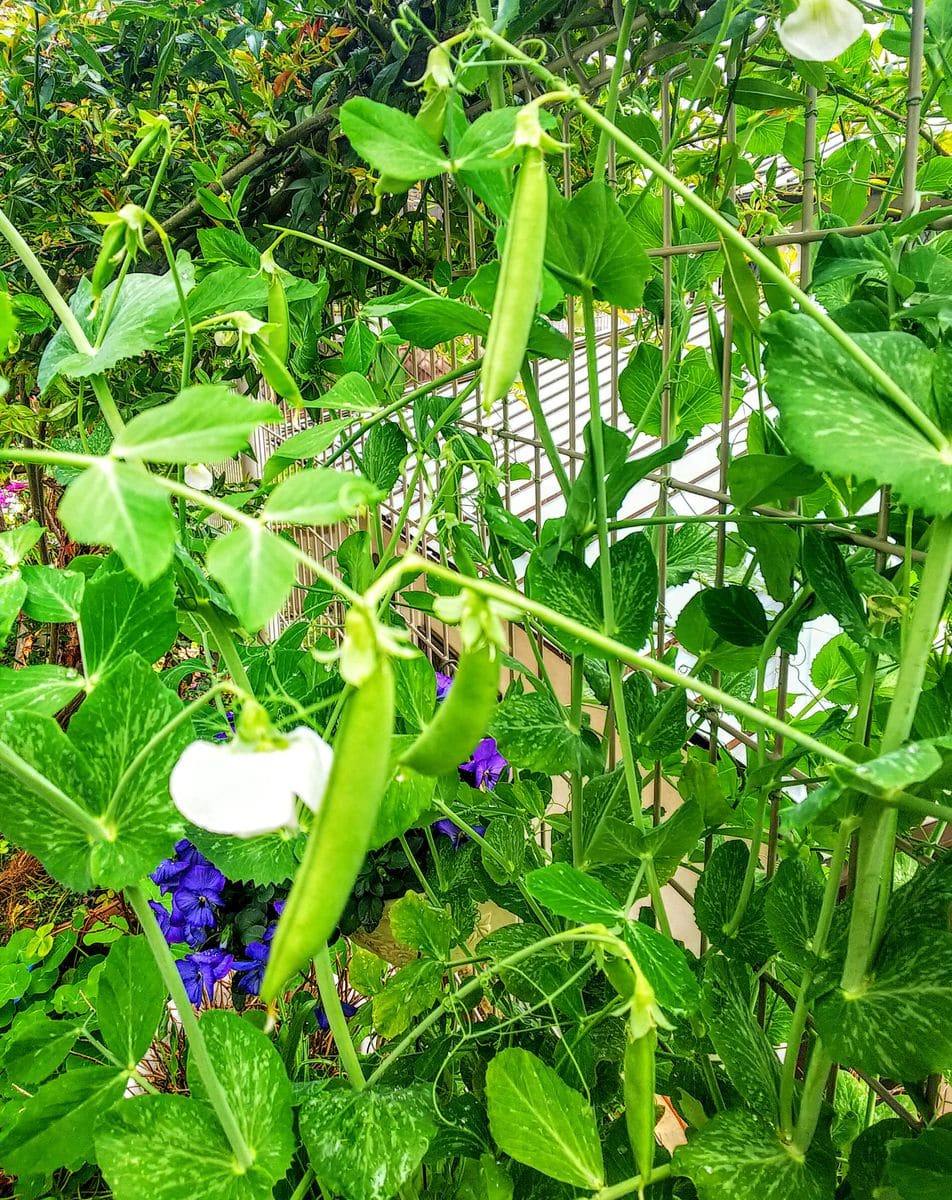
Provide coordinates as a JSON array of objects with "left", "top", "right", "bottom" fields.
[
  {"left": 694, "top": 841, "right": 773, "bottom": 964},
  {"left": 485, "top": 1048, "right": 604, "bottom": 1190},
  {"left": 389, "top": 890, "right": 452, "bottom": 959},
  {"left": 188, "top": 826, "right": 305, "bottom": 886},
  {"left": 623, "top": 918, "right": 700, "bottom": 1016},
  {"left": 888, "top": 1128, "right": 952, "bottom": 1199},
  {"left": 299, "top": 1084, "right": 436, "bottom": 1200},
  {"left": 206, "top": 524, "right": 299, "bottom": 632},
  {"left": 79, "top": 558, "right": 178, "bottom": 679},
  {"left": 21, "top": 564, "right": 85, "bottom": 622},
  {"left": 489, "top": 693, "right": 586, "bottom": 775},
  {"left": 261, "top": 468, "right": 383, "bottom": 524},
  {"left": 701, "top": 958, "right": 780, "bottom": 1120},
  {"left": 0, "top": 664, "right": 84, "bottom": 717},
  {"left": 701, "top": 586, "right": 769, "bottom": 647},
  {"left": 372, "top": 959, "right": 443, "bottom": 1037},
  {"left": 802, "top": 530, "right": 868, "bottom": 646},
  {"left": 113, "top": 386, "right": 280, "bottom": 463},
  {"left": 59, "top": 460, "right": 176, "bottom": 585},
  {"left": 262, "top": 417, "right": 352, "bottom": 484},
  {"left": 674, "top": 1108, "right": 836, "bottom": 1200},
  {"left": 764, "top": 313, "right": 952, "bottom": 516},
  {"left": 341, "top": 97, "right": 450, "bottom": 180},
  {"left": 524, "top": 862, "right": 624, "bottom": 925},
  {"left": 97, "top": 936, "right": 166, "bottom": 1070}
]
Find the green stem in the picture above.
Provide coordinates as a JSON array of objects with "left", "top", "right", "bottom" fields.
[
  {"left": 127, "top": 885, "right": 254, "bottom": 1170},
  {"left": 592, "top": 0, "right": 638, "bottom": 181},
  {"left": 520, "top": 359, "right": 571, "bottom": 500},
  {"left": 89, "top": 375, "right": 125, "bottom": 438},
  {"left": 266, "top": 226, "right": 438, "bottom": 298},
  {"left": 289, "top": 1168, "right": 315, "bottom": 1200},
  {"left": 0, "top": 204, "right": 95, "bottom": 358},
  {"left": 314, "top": 944, "right": 365, "bottom": 1089},
  {"left": 792, "top": 1042, "right": 832, "bottom": 1152},
  {"left": 591, "top": 1164, "right": 673, "bottom": 1200},
  {"left": 779, "top": 820, "right": 853, "bottom": 1137},
  {"left": 570, "top": 655, "right": 585, "bottom": 867},
  {"left": 198, "top": 604, "right": 254, "bottom": 695},
  {"left": 475, "top": 0, "right": 506, "bottom": 109}
]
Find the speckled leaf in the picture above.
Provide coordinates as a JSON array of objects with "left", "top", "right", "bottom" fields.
[
  {"left": 888, "top": 1127, "right": 952, "bottom": 1198},
  {"left": 622, "top": 919, "right": 700, "bottom": 1017},
  {"left": 79, "top": 558, "right": 178, "bottom": 679},
  {"left": 674, "top": 1108, "right": 836, "bottom": 1200},
  {"left": 486, "top": 1048, "right": 604, "bottom": 1190},
  {"left": 814, "top": 931, "right": 952, "bottom": 1079},
  {"left": 69, "top": 653, "right": 190, "bottom": 890},
  {"left": 206, "top": 524, "right": 298, "bottom": 632},
  {"left": 189, "top": 825, "right": 305, "bottom": 886},
  {"left": 299, "top": 1083, "right": 436, "bottom": 1200},
  {"left": 525, "top": 551, "right": 601, "bottom": 658},
  {"left": 0, "top": 664, "right": 84, "bottom": 717},
  {"left": 525, "top": 862, "right": 623, "bottom": 925},
  {"left": 694, "top": 840, "right": 773, "bottom": 964},
  {"left": 765, "top": 858, "right": 825, "bottom": 968},
  {"left": 764, "top": 313, "right": 951, "bottom": 516},
  {"left": 97, "top": 936, "right": 166, "bottom": 1070},
  {"left": 701, "top": 958, "right": 780, "bottom": 1120},
  {"left": 490, "top": 693, "right": 582, "bottom": 775}
]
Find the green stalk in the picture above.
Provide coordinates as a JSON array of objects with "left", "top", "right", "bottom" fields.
[
  {"left": 266, "top": 225, "right": 439, "bottom": 298},
  {"left": 475, "top": 0, "right": 506, "bottom": 110},
  {"left": 521, "top": 359, "right": 572, "bottom": 500},
  {"left": 792, "top": 1043, "right": 833, "bottom": 1152},
  {"left": 591, "top": 1164, "right": 673, "bottom": 1200},
  {"left": 89, "top": 375, "right": 126, "bottom": 438},
  {"left": 314, "top": 944, "right": 366, "bottom": 1090},
  {"left": 571, "top": 655, "right": 585, "bottom": 867},
  {"left": 127, "top": 885, "right": 254, "bottom": 1170},
  {"left": 779, "top": 820, "right": 853, "bottom": 1137},
  {"left": 592, "top": 0, "right": 639, "bottom": 181}
]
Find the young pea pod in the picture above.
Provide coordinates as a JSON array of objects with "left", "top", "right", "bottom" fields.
[
  {"left": 265, "top": 268, "right": 290, "bottom": 366},
  {"left": 91, "top": 221, "right": 127, "bottom": 303},
  {"left": 261, "top": 661, "right": 395, "bottom": 1002},
  {"left": 623, "top": 1027, "right": 658, "bottom": 1193},
  {"left": 480, "top": 145, "right": 548, "bottom": 407},
  {"left": 400, "top": 643, "right": 499, "bottom": 776},
  {"left": 251, "top": 332, "right": 303, "bottom": 406}
]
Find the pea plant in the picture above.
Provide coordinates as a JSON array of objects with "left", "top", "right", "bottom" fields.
[{"left": 1, "top": 2, "right": 951, "bottom": 1199}]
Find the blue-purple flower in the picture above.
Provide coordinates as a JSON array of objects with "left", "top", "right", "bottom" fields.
[
  {"left": 435, "top": 672, "right": 453, "bottom": 702},
  {"left": 431, "top": 817, "right": 487, "bottom": 848},
  {"left": 459, "top": 737, "right": 508, "bottom": 790},
  {"left": 176, "top": 948, "right": 234, "bottom": 1006},
  {"left": 172, "top": 862, "right": 227, "bottom": 930},
  {"left": 232, "top": 941, "right": 270, "bottom": 996},
  {"left": 316, "top": 1000, "right": 359, "bottom": 1030}
]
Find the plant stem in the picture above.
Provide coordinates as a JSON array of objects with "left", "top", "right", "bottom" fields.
[
  {"left": 126, "top": 885, "right": 254, "bottom": 1170},
  {"left": 591, "top": 1164, "right": 673, "bottom": 1200},
  {"left": 475, "top": 0, "right": 506, "bottom": 109},
  {"left": 89, "top": 375, "right": 126, "bottom": 438},
  {"left": 592, "top": 0, "right": 638, "bottom": 181},
  {"left": 314, "top": 943, "right": 365, "bottom": 1090},
  {"left": 570, "top": 655, "right": 585, "bottom": 866},
  {"left": 266, "top": 226, "right": 439, "bottom": 298},
  {"left": 198, "top": 603, "right": 254, "bottom": 695},
  {"left": 792, "top": 1042, "right": 832, "bottom": 1152}
]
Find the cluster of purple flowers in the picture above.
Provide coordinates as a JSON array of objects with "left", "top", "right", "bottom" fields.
[
  {"left": 149, "top": 839, "right": 281, "bottom": 1005},
  {"left": 430, "top": 668, "right": 507, "bottom": 848}
]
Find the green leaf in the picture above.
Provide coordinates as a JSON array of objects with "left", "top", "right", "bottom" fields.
[
  {"left": 38, "top": 260, "right": 195, "bottom": 391},
  {"left": 846, "top": 1118, "right": 914, "bottom": 1200},
  {"left": 802, "top": 530, "right": 868, "bottom": 647},
  {"left": 389, "top": 890, "right": 452, "bottom": 959},
  {"left": 262, "top": 468, "right": 383, "bottom": 524},
  {"left": 674, "top": 1108, "right": 835, "bottom": 1200},
  {"left": 68, "top": 653, "right": 190, "bottom": 889},
  {"left": 0, "top": 1065, "right": 126, "bottom": 1175},
  {"left": 525, "top": 551, "right": 601, "bottom": 658},
  {"left": 262, "top": 417, "right": 352, "bottom": 484},
  {"left": 620, "top": 346, "right": 725, "bottom": 438},
  {"left": 887, "top": 1127, "right": 952, "bottom": 1199},
  {"left": 814, "top": 931, "right": 952, "bottom": 1079},
  {"left": 701, "top": 586, "right": 769, "bottom": 647},
  {"left": 59, "top": 460, "right": 176, "bottom": 585},
  {"left": 764, "top": 314, "right": 952, "bottom": 517},
  {"left": 611, "top": 534, "right": 659, "bottom": 651},
  {"left": 0, "top": 665, "right": 84, "bottom": 717},
  {"left": 114, "top": 387, "right": 280, "bottom": 464},
  {"left": 97, "top": 935, "right": 166, "bottom": 1069},
  {"left": 341, "top": 97, "right": 449, "bottom": 180},
  {"left": 0, "top": 1008, "right": 82, "bottom": 1086},
  {"left": 393, "top": 656, "right": 437, "bottom": 732},
  {"left": 206, "top": 524, "right": 299, "bottom": 632},
  {"left": 694, "top": 841, "right": 773, "bottom": 964},
  {"left": 545, "top": 181, "right": 650, "bottom": 308},
  {"left": 701, "top": 958, "right": 780, "bottom": 1120},
  {"left": 372, "top": 959, "right": 443, "bottom": 1037},
  {"left": 299, "top": 1084, "right": 436, "bottom": 1200},
  {"left": 490, "top": 693, "right": 583, "bottom": 775},
  {"left": 371, "top": 765, "right": 435, "bottom": 850},
  {"left": 481, "top": 816, "right": 527, "bottom": 886},
  {"left": 304, "top": 372, "right": 380, "bottom": 412},
  {"left": 721, "top": 239, "right": 761, "bottom": 333},
  {"left": 485, "top": 1048, "right": 604, "bottom": 1190},
  {"left": 80, "top": 558, "right": 178, "bottom": 680},
  {"left": 189, "top": 826, "right": 305, "bottom": 886},
  {"left": 0, "top": 519, "right": 44, "bottom": 566},
  {"left": 0, "top": 572, "right": 26, "bottom": 641},
  {"left": 21, "top": 564, "right": 85, "bottom": 622},
  {"left": 362, "top": 421, "right": 408, "bottom": 494},
  {"left": 622, "top": 919, "right": 700, "bottom": 1016},
  {"left": 764, "top": 858, "right": 827, "bottom": 968},
  {"left": 525, "top": 862, "right": 624, "bottom": 925},
  {"left": 733, "top": 78, "right": 807, "bottom": 109},
  {"left": 623, "top": 672, "right": 688, "bottom": 760},
  {"left": 728, "top": 455, "right": 821, "bottom": 510}
]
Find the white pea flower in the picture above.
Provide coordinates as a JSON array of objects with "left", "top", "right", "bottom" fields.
[
  {"left": 778, "top": 0, "right": 864, "bottom": 61},
  {"left": 170, "top": 724, "right": 334, "bottom": 837},
  {"left": 184, "top": 464, "right": 214, "bottom": 491}
]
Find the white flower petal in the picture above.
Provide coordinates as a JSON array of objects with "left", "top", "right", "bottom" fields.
[
  {"left": 778, "top": 0, "right": 864, "bottom": 61},
  {"left": 169, "top": 727, "right": 334, "bottom": 836},
  {"left": 184, "top": 464, "right": 214, "bottom": 491}
]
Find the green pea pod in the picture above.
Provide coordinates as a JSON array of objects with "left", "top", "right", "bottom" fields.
[
  {"left": 91, "top": 221, "right": 127, "bottom": 302},
  {"left": 251, "top": 333, "right": 303, "bottom": 406},
  {"left": 266, "top": 269, "right": 290, "bottom": 366},
  {"left": 261, "top": 662, "right": 395, "bottom": 1003},
  {"left": 481, "top": 145, "right": 548, "bottom": 406},
  {"left": 623, "top": 1028, "right": 658, "bottom": 1191},
  {"left": 126, "top": 123, "right": 163, "bottom": 173},
  {"left": 400, "top": 643, "right": 499, "bottom": 776}
]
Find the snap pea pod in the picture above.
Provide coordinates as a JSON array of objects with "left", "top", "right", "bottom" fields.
[
  {"left": 265, "top": 267, "right": 290, "bottom": 365},
  {"left": 480, "top": 145, "right": 548, "bottom": 406},
  {"left": 261, "top": 661, "right": 395, "bottom": 1002},
  {"left": 91, "top": 221, "right": 126, "bottom": 303},
  {"left": 400, "top": 644, "right": 499, "bottom": 776},
  {"left": 623, "top": 1028, "right": 658, "bottom": 1192}
]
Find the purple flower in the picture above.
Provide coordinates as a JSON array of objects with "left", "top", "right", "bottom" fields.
[
  {"left": 171, "top": 863, "right": 226, "bottom": 929},
  {"left": 435, "top": 672, "right": 453, "bottom": 702},
  {"left": 232, "top": 941, "right": 270, "bottom": 995},
  {"left": 176, "top": 948, "right": 234, "bottom": 1006},
  {"left": 149, "top": 899, "right": 208, "bottom": 948},
  {"left": 212, "top": 711, "right": 237, "bottom": 742},
  {"left": 431, "top": 817, "right": 487, "bottom": 848},
  {"left": 459, "top": 737, "right": 508, "bottom": 791},
  {"left": 315, "top": 1000, "right": 358, "bottom": 1030},
  {"left": 151, "top": 840, "right": 213, "bottom": 894}
]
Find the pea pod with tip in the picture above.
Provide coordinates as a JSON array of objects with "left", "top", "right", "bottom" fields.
[
  {"left": 400, "top": 644, "right": 499, "bottom": 777},
  {"left": 261, "top": 661, "right": 395, "bottom": 1002}
]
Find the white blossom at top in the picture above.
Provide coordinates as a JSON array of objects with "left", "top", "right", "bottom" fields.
[
  {"left": 170, "top": 726, "right": 334, "bottom": 836},
  {"left": 778, "top": 0, "right": 864, "bottom": 61}
]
